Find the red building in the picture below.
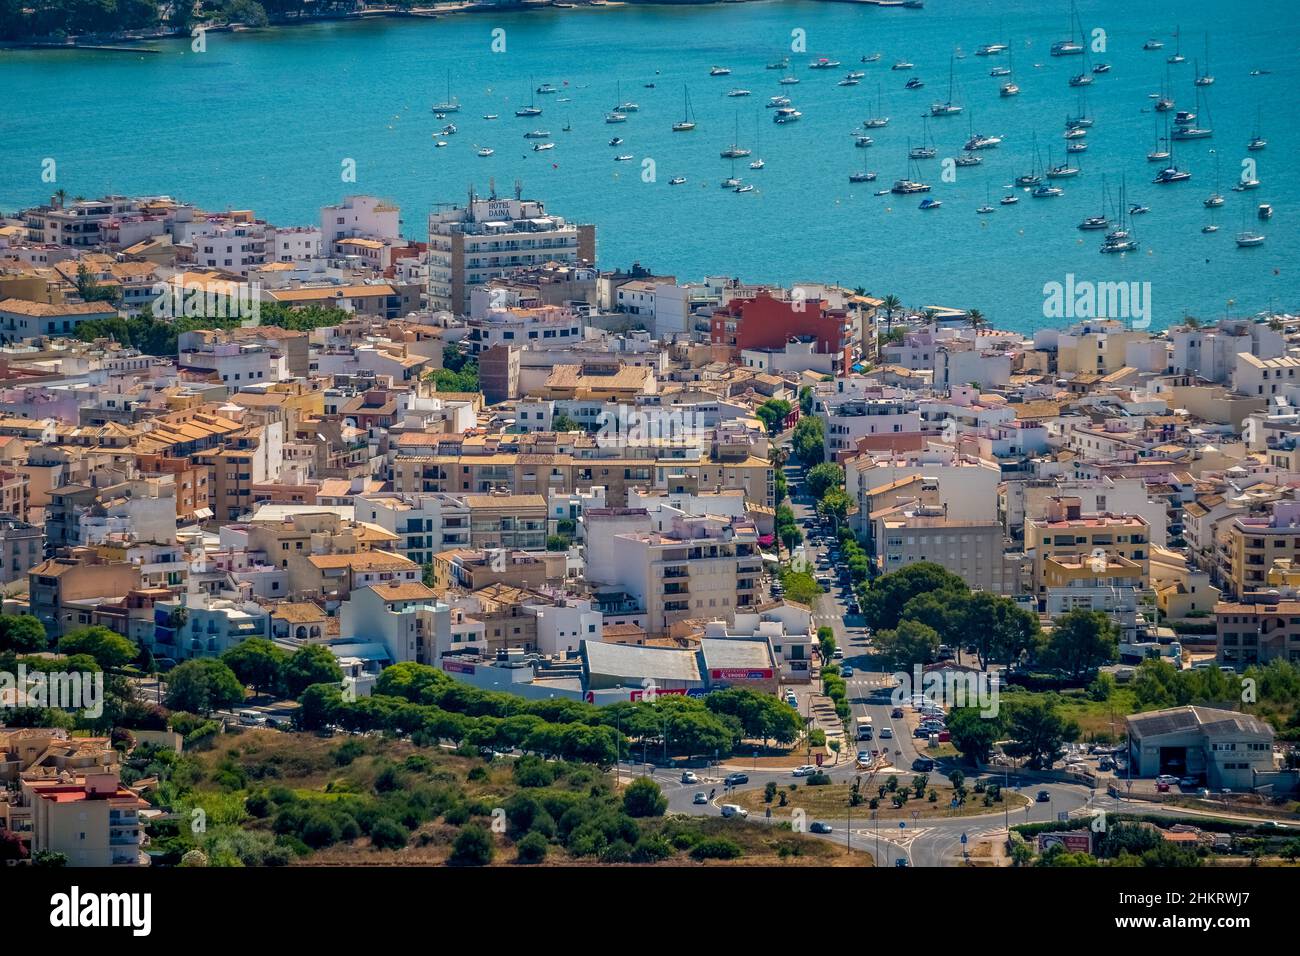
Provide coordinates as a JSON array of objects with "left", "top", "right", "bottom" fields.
[{"left": 710, "top": 292, "right": 852, "bottom": 361}]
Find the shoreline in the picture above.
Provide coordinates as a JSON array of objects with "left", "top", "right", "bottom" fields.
[{"left": 0, "top": 0, "right": 769, "bottom": 53}]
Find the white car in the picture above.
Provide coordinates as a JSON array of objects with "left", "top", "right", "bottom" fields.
[
  {"left": 720, "top": 804, "right": 749, "bottom": 818},
  {"left": 879, "top": 727, "right": 894, "bottom": 740},
  {"left": 1155, "top": 774, "right": 1180, "bottom": 786},
  {"left": 791, "top": 764, "right": 819, "bottom": 777},
  {"left": 681, "top": 771, "right": 699, "bottom": 784}
]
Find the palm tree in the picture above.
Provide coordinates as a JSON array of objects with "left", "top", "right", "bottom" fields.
[
  {"left": 968, "top": 308, "right": 986, "bottom": 330},
  {"left": 880, "top": 294, "right": 902, "bottom": 334}
]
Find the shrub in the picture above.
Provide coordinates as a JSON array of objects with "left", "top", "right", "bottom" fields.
[
  {"left": 449, "top": 824, "right": 494, "bottom": 866},
  {"left": 690, "top": 837, "right": 743, "bottom": 861},
  {"left": 515, "top": 831, "right": 549, "bottom": 864},
  {"left": 622, "top": 777, "right": 667, "bottom": 818},
  {"left": 631, "top": 834, "right": 673, "bottom": 863},
  {"left": 300, "top": 813, "right": 342, "bottom": 849},
  {"left": 369, "top": 818, "right": 410, "bottom": 851}
]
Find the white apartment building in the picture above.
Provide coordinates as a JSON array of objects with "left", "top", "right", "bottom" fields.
[
  {"left": 464, "top": 304, "right": 584, "bottom": 355},
  {"left": 823, "top": 397, "right": 921, "bottom": 458},
  {"left": 427, "top": 194, "right": 593, "bottom": 315},
  {"left": 352, "top": 492, "right": 472, "bottom": 568},
  {"left": 338, "top": 581, "right": 451, "bottom": 666},
  {"left": 740, "top": 337, "right": 837, "bottom": 376},
  {"left": 192, "top": 223, "right": 268, "bottom": 276},
  {"left": 527, "top": 599, "right": 603, "bottom": 656},
  {"left": 321, "top": 195, "right": 402, "bottom": 249},
  {"left": 1171, "top": 319, "right": 1284, "bottom": 384},
  {"left": 847, "top": 447, "right": 1002, "bottom": 526},
  {"left": 266, "top": 225, "right": 322, "bottom": 262},
  {"left": 178, "top": 341, "right": 289, "bottom": 387},
  {"left": 1234, "top": 353, "right": 1300, "bottom": 400},
  {"left": 933, "top": 346, "right": 1013, "bottom": 391},
  {"left": 601, "top": 515, "right": 762, "bottom": 636},
  {"left": 1000, "top": 475, "right": 1169, "bottom": 545}
]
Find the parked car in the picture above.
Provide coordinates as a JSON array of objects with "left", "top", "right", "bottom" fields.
[
  {"left": 720, "top": 804, "right": 748, "bottom": 818},
  {"left": 1178, "top": 776, "right": 1199, "bottom": 788},
  {"left": 1156, "top": 782, "right": 1171, "bottom": 793},
  {"left": 1155, "top": 774, "right": 1180, "bottom": 786},
  {"left": 237, "top": 709, "right": 267, "bottom": 727},
  {"left": 693, "top": 792, "right": 708, "bottom": 805},
  {"left": 724, "top": 772, "right": 749, "bottom": 786},
  {"left": 1098, "top": 757, "right": 1115, "bottom": 771},
  {"left": 914, "top": 727, "right": 932, "bottom": 738},
  {"left": 809, "top": 821, "right": 833, "bottom": 834},
  {"left": 681, "top": 771, "right": 699, "bottom": 784},
  {"left": 1036, "top": 789, "right": 1052, "bottom": 803}
]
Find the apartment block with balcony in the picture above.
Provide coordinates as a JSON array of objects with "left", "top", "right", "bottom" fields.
[
  {"left": 20, "top": 770, "right": 147, "bottom": 867},
  {"left": 1215, "top": 593, "right": 1300, "bottom": 666},
  {"left": 604, "top": 515, "right": 760, "bottom": 637},
  {"left": 1223, "top": 501, "right": 1300, "bottom": 599},
  {"left": 427, "top": 195, "right": 595, "bottom": 315},
  {"left": 1024, "top": 496, "right": 1150, "bottom": 607},
  {"left": 465, "top": 494, "right": 548, "bottom": 550},
  {"left": 338, "top": 581, "right": 451, "bottom": 666}
]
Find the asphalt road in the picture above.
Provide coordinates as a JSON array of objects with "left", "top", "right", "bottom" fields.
[{"left": 635, "top": 461, "right": 1270, "bottom": 865}]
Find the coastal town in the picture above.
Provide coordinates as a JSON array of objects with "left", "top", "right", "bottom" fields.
[{"left": 0, "top": 185, "right": 1295, "bottom": 882}]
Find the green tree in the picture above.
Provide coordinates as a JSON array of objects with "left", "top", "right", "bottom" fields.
[
  {"left": 1003, "top": 698, "right": 1079, "bottom": 769},
  {"left": 221, "top": 638, "right": 287, "bottom": 697},
  {"left": 1043, "top": 609, "right": 1118, "bottom": 679},
  {"left": 874, "top": 619, "right": 941, "bottom": 669},
  {"left": 862, "top": 562, "right": 968, "bottom": 632},
  {"left": 946, "top": 707, "right": 1006, "bottom": 764},
  {"left": 958, "top": 591, "right": 1041, "bottom": 668},
  {"left": 755, "top": 399, "right": 793, "bottom": 436},
  {"left": 805, "top": 462, "right": 844, "bottom": 499},
  {"left": 551, "top": 411, "right": 580, "bottom": 432},
  {"left": 791, "top": 416, "right": 825, "bottom": 467},
  {"left": 0, "top": 614, "right": 47, "bottom": 654},
  {"left": 818, "top": 489, "right": 852, "bottom": 525},
  {"left": 283, "top": 645, "right": 344, "bottom": 697},
  {"left": 622, "top": 777, "right": 668, "bottom": 818},
  {"left": 58, "top": 626, "right": 137, "bottom": 670},
  {"left": 164, "top": 658, "right": 245, "bottom": 715}
]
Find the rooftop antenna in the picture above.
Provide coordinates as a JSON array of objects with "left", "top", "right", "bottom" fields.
[{"left": 514, "top": 178, "right": 523, "bottom": 201}]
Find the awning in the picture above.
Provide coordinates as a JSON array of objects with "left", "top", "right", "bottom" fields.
[
  {"left": 193, "top": 507, "right": 214, "bottom": 520},
  {"left": 760, "top": 551, "right": 780, "bottom": 563}
]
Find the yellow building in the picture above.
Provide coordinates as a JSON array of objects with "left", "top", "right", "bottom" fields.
[{"left": 1025, "top": 496, "right": 1150, "bottom": 601}]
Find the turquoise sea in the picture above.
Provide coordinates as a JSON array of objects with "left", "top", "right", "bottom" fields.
[{"left": 1, "top": 0, "right": 1296, "bottom": 331}]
